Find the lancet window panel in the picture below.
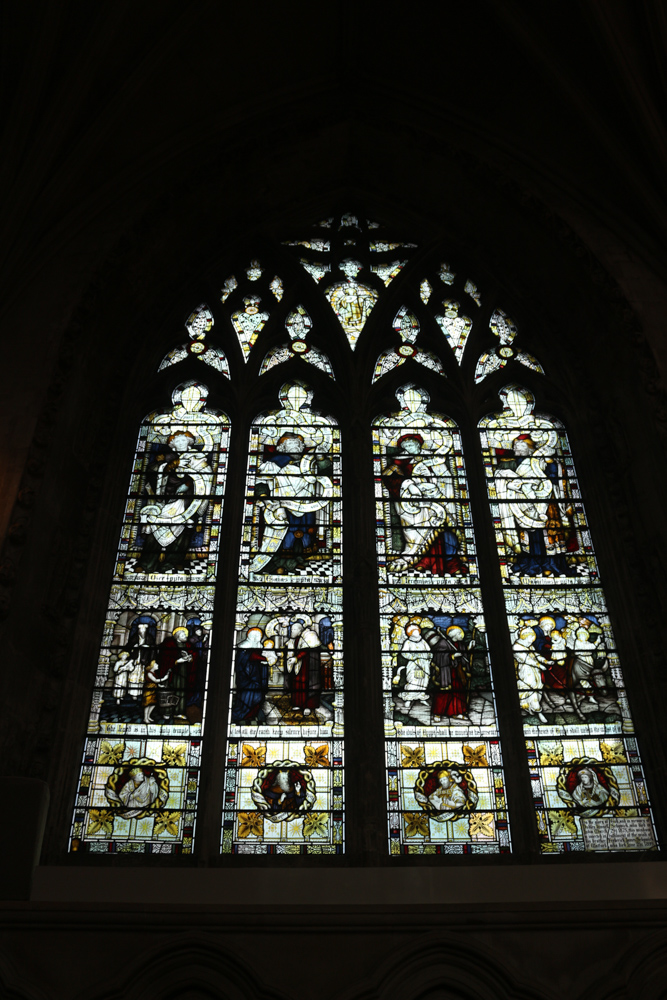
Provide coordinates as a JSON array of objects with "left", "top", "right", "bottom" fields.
[
  {"left": 373, "top": 385, "right": 476, "bottom": 584},
  {"left": 69, "top": 382, "right": 230, "bottom": 854},
  {"left": 222, "top": 381, "right": 345, "bottom": 854},
  {"left": 373, "top": 384, "right": 511, "bottom": 854},
  {"left": 479, "top": 384, "right": 658, "bottom": 854}
]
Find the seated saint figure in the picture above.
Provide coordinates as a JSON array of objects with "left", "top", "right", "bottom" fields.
[
  {"left": 137, "top": 429, "right": 213, "bottom": 574},
  {"left": 250, "top": 432, "right": 332, "bottom": 574},
  {"left": 415, "top": 767, "right": 475, "bottom": 821}
]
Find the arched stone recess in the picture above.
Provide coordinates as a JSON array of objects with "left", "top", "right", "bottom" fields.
[
  {"left": 578, "top": 928, "right": 667, "bottom": 1000},
  {"left": 332, "top": 937, "right": 542, "bottom": 1000},
  {"left": 0, "top": 949, "right": 50, "bottom": 1000},
  {"left": 81, "top": 937, "right": 291, "bottom": 1000}
]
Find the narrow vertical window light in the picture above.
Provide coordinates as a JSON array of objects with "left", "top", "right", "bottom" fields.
[
  {"left": 70, "top": 382, "right": 231, "bottom": 854},
  {"left": 374, "top": 384, "right": 511, "bottom": 855},
  {"left": 479, "top": 384, "right": 658, "bottom": 853},
  {"left": 222, "top": 381, "right": 344, "bottom": 854}
]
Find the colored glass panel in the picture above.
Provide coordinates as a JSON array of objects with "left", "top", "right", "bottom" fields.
[
  {"left": 232, "top": 295, "right": 270, "bottom": 362},
  {"left": 464, "top": 279, "right": 481, "bottom": 307},
  {"left": 301, "top": 259, "right": 330, "bottom": 283},
  {"left": 370, "top": 259, "right": 407, "bottom": 286},
  {"left": 70, "top": 382, "right": 230, "bottom": 853},
  {"left": 325, "top": 260, "right": 379, "bottom": 349},
  {"left": 157, "top": 304, "right": 230, "bottom": 377},
  {"left": 372, "top": 348, "right": 444, "bottom": 383},
  {"left": 222, "top": 381, "right": 344, "bottom": 853},
  {"left": 374, "top": 384, "right": 510, "bottom": 854},
  {"left": 259, "top": 306, "right": 334, "bottom": 378},
  {"left": 479, "top": 384, "right": 658, "bottom": 853},
  {"left": 221, "top": 276, "right": 237, "bottom": 303},
  {"left": 420, "top": 280, "right": 433, "bottom": 303},
  {"left": 474, "top": 308, "right": 544, "bottom": 384},
  {"left": 439, "top": 263, "right": 455, "bottom": 285},
  {"left": 434, "top": 300, "right": 472, "bottom": 364}
]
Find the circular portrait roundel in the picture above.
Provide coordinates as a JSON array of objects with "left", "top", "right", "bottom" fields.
[
  {"left": 556, "top": 757, "right": 620, "bottom": 817},
  {"left": 250, "top": 760, "right": 317, "bottom": 823},
  {"left": 414, "top": 760, "right": 478, "bottom": 823},
  {"left": 105, "top": 757, "right": 169, "bottom": 819}
]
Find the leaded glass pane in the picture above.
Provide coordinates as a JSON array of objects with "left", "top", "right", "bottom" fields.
[
  {"left": 70, "top": 382, "right": 230, "bottom": 854},
  {"left": 479, "top": 384, "right": 658, "bottom": 853},
  {"left": 464, "top": 279, "right": 481, "bottom": 307},
  {"left": 474, "top": 308, "right": 544, "bottom": 384},
  {"left": 370, "top": 259, "right": 407, "bottom": 286},
  {"left": 232, "top": 295, "right": 270, "bottom": 362},
  {"left": 434, "top": 300, "right": 472, "bottom": 364},
  {"left": 157, "top": 304, "right": 230, "bottom": 377},
  {"left": 325, "top": 259, "right": 378, "bottom": 350},
  {"left": 260, "top": 306, "right": 334, "bottom": 378},
  {"left": 222, "top": 381, "right": 344, "bottom": 854},
  {"left": 372, "top": 307, "right": 445, "bottom": 384},
  {"left": 374, "top": 384, "right": 510, "bottom": 855}
]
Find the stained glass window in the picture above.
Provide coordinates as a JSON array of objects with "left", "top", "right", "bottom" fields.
[
  {"left": 70, "top": 382, "right": 230, "bottom": 853},
  {"left": 66, "top": 209, "right": 660, "bottom": 866},
  {"left": 222, "top": 381, "right": 344, "bottom": 854},
  {"left": 479, "top": 384, "right": 657, "bottom": 853},
  {"left": 374, "top": 384, "right": 510, "bottom": 855}
]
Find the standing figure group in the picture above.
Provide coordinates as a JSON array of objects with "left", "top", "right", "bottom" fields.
[
  {"left": 513, "top": 614, "right": 617, "bottom": 723},
  {"left": 392, "top": 616, "right": 475, "bottom": 725},
  {"left": 108, "top": 614, "right": 208, "bottom": 725},
  {"left": 231, "top": 613, "right": 336, "bottom": 726}
]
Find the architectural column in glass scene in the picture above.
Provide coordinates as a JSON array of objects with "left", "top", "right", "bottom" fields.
[
  {"left": 222, "top": 381, "right": 344, "bottom": 854},
  {"left": 373, "top": 384, "right": 511, "bottom": 855},
  {"left": 479, "top": 384, "right": 658, "bottom": 853},
  {"left": 70, "top": 381, "right": 231, "bottom": 853}
]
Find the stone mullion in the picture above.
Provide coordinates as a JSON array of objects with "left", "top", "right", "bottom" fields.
[
  {"left": 461, "top": 416, "right": 540, "bottom": 858},
  {"left": 340, "top": 374, "right": 389, "bottom": 862}
]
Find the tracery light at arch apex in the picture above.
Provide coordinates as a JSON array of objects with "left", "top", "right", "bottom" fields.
[
  {"left": 479, "top": 384, "right": 658, "bottom": 854},
  {"left": 374, "top": 384, "right": 511, "bottom": 855},
  {"left": 222, "top": 381, "right": 344, "bottom": 854},
  {"left": 69, "top": 381, "right": 231, "bottom": 854}
]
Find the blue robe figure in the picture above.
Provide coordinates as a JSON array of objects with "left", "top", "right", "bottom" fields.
[{"left": 231, "top": 628, "right": 269, "bottom": 723}]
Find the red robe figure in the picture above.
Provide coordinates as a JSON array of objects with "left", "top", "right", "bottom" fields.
[
  {"left": 381, "top": 434, "right": 467, "bottom": 575},
  {"left": 425, "top": 624, "right": 471, "bottom": 720},
  {"left": 285, "top": 619, "right": 322, "bottom": 716}
]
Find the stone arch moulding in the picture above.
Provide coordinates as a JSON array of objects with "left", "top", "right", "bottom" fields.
[
  {"left": 0, "top": 948, "right": 51, "bottom": 1000},
  {"left": 579, "top": 927, "right": 667, "bottom": 1000},
  {"left": 82, "top": 937, "right": 290, "bottom": 1000},
  {"left": 332, "top": 936, "right": 540, "bottom": 1000}
]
